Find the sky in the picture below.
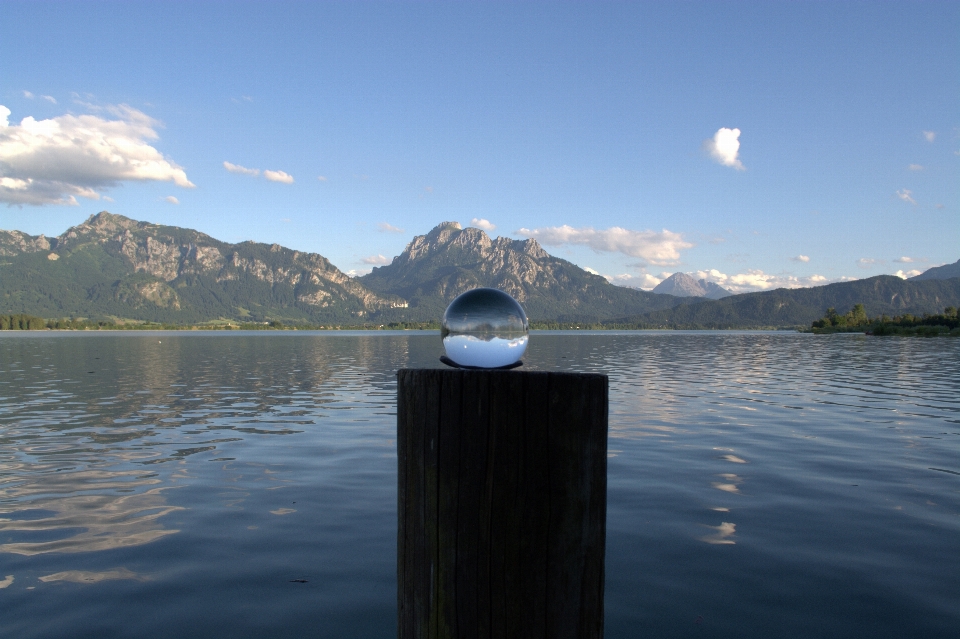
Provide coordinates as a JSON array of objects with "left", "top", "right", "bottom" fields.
[{"left": 1, "top": 1, "right": 957, "bottom": 293}]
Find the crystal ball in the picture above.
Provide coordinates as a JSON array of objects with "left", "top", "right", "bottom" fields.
[{"left": 441, "top": 288, "right": 529, "bottom": 368}]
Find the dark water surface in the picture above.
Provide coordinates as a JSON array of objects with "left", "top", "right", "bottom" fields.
[{"left": 1, "top": 331, "right": 958, "bottom": 638}]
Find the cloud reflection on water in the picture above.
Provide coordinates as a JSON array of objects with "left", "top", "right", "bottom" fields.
[
  {"left": 0, "top": 472, "right": 182, "bottom": 555},
  {"left": 700, "top": 521, "right": 737, "bottom": 545},
  {"left": 0, "top": 333, "right": 403, "bottom": 558},
  {"left": 39, "top": 568, "right": 146, "bottom": 583},
  {"left": 712, "top": 473, "right": 743, "bottom": 494}
]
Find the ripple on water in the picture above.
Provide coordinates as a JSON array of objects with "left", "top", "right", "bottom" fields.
[{"left": 0, "top": 332, "right": 958, "bottom": 638}]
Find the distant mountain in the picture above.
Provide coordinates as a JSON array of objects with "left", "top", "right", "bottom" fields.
[
  {"left": 652, "top": 272, "right": 732, "bottom": 299},
  {"left": 0, "top": 212, "right": 404, "bottom": 323},
  {"left": 615, "top": 275, "right": 960, "bottom": 328},
  {"left": 910, "top": 258, "right": 960, "bottom": 281},
  {"left": 359, "top": 222, "right": 686, "bottom": 321}
]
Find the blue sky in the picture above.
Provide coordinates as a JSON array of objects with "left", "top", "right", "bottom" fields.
[{"left": 1, "top": 1, "right": 957, "bottom": 292}]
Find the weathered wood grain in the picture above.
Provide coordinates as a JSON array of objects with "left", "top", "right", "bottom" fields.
[
  {"left": 398, "top": 369, "right": 607, "bottom": 639},
  {"left": 437, "top": 371, "right": 462, "bottom": 638},
  {"left": 520, "top": 373, "right": 551, "bottom": 639}
]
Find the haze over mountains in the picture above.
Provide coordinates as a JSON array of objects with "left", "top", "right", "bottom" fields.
[
  {"left": 910, "top": 259, "right": 960, "bottom": 282},
  {"left": 652, "top": 272, "right": 732, "bottom": 299},
  {"left": 2, "top": 212, "right": 958, "bottom": 327}
]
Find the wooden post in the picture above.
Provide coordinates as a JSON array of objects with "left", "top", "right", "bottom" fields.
[{"left": 397, "top": 369, "right": 608, "bottom": 639}]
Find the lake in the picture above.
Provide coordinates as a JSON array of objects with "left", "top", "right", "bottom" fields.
[{"left": 1, "top": 331, "right": 958, "bottom": 638}]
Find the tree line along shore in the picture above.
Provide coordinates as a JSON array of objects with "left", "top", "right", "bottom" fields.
[
  {"left": 0, "top": 315, "right": 742, "bottom": 332},
  {"left": 0, "top": 314, "right": 440, "bottom": 331},
  {"left": 808, "top": 304, "right": 960, "bottom": 336},
  {"left": 4, "top": 306, "right": 960, "bottom": 335},
  {"left": 0, "top": 314, "right": 794, "bottom": 332}
]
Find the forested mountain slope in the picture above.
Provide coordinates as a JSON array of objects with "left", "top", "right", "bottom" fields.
[
  {"left": 617, "top": 275, "right": 960, "bottom": 328},
  {"left": 0, "top": 212, "right": 404, "bottom": 323}
]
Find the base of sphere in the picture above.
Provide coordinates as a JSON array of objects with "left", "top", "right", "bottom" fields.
[{"left": 439, "top": 355, "right": 523, "bottom": 370}]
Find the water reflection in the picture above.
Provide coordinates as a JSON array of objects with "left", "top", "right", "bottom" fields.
[
  {"left": 0, "top": 332, "right": 412, "bottom": 558},
  {"left": 0, "top": 331, "right": 958, "bottom": 639},
  {"left": 39, "top": 568, "right": 146, "bottom": 583},
  {"left": 700, "top": 521, "right": 737, "bottom": 545},
  {"left": 0, "top": 472, "right": 181, "bottom": 555},
  {"left": 712, "top": 473, "right": 743, "bottom": 494}
]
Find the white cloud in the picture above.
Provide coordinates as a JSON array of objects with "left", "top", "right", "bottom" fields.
[
  {"left": 893, "top": 256, "right": 914, "bottom": 263},
  {"left": 908, "top": 164, "right": 924, "bottom": 171},
  {"left": 471, "top": 218, "right": 496, "bottom": 231},
  {"left": 361, "top": 254, "right": 390, "bottom": 265},
  {"left": 791, "top": 255, "right": 810, "bottom": 263},
  {"left": 606, "top": 272, "right": 665, "bottom": 290},
  {"left": 317, "top": 175, "right": 327, "bottom": 182},
  {"left": 42, "top": 95, "right": 57, "bottom": 104},
  {"left": 223, "top": 161, "right": 259, "bottom": 177},
  {"left": 516, "top": 225, "right": 692, "bottom": 266},
  {"left": 377, "top": 222, "right": 405, "bottom": 234},
  {"left": 23, "top": 91, "right": 34, "bottom": 99},
  {"left": 693, "top": 268, "right": 843, "bottom": 294},
  {"left": 857, "top": 258, "right": 879, "bottom": 268},
  {"left": 923, "top": 131, "right": 936, "bottom": 142},
  {"left": 894, "top": 269, "right": 922, "bottom": 279},
  {"left": 583, "top": 266, "right": 600, "bottom": 275},
  {"left": 264, "top": 169, "right": 294, "bottom": 184},
  {"left": 223, "top": 162, "right": 293, "bottom": 184},
  {"left": 895, "top": 189, "right": 917, "bottom": 205},
  {"left": 703, "top": 127, "right": 745, "bottom": 170},
  {"left": 0, "top": 104, "right": 194, "bottom": 206},
  {"left": 163, "top": 195, "right": 179, "bottom": 205}
]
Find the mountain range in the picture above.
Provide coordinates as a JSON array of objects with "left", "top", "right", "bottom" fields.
[
  {"left": 0, "top": 212, "right": 405, "bottom": 324},
  {"left": 1, "top": 212, "right": 958, "bottom": 327},
  {"left": 622, "top": 274, "right": 960, "bottom": 328}
]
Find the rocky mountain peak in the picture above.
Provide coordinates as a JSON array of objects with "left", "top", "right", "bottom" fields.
[
  {"left": 82, "top": 211, "right": 141, "bottom": 234},
  {"left": 654, "top": 272, "right": 704, "bottom": 297},
  {"left": 653, "top": 272, "right": 732, "bottom": 299},
  {"left": 400, "top": 222, "right": 549, "bottom": 263},
  {"left": 0, "top": 229, "right": 52, "bottom": 256},
  {"left": 358, "top": 221, "right": 679, "bottom": 320}
]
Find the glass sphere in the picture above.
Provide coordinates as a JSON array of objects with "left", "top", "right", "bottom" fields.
[{"left": 441, "top": 288, "right": 529, "bottom": 368}]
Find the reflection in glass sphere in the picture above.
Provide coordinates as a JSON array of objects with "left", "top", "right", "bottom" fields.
[{"left": 441, "top": 288, "right": 529, "bottom": 368}]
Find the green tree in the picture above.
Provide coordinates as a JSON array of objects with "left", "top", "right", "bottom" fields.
[{"left": 849, "top": 303, "right": 868, "bottom": 326}]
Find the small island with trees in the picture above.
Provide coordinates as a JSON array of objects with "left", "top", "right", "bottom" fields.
[{"left": 810, "top": 304, "right": 960, "bottom": 336}]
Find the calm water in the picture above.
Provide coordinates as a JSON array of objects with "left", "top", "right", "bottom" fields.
[{"left": 1, "top": 332, "right": 958, "bottom": 638}]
